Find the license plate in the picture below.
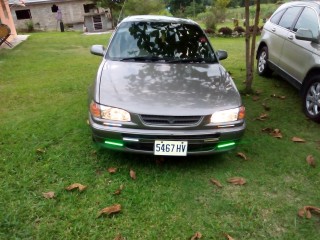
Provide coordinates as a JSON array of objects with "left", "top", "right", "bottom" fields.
[{"left": 154, "top": 140, "right": 188, "bottom": 156}]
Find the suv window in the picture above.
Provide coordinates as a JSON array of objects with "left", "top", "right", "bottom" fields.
[
  {"left": 294, "top": 7, "right": 319, "bottom": 37},
  {"left": 270, "top": 9, "right": 285, "bottom": 24},
  {"left": 278, "top": 6, "right": 303, "bottom": 29}
]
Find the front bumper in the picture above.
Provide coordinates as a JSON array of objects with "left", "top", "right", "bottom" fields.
[{"left": 89, "top": 115, "right": 245, "bottom": 155}]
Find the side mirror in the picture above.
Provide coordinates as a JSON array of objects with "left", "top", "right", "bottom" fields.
[
  {"left": 217, "top": 50, "right": 228, "bottom": 61},
  {"left": 295, "top": 28, "right": 319, "bottom": 43},
  {"left": 90, "top": 45, "right": 105, "bottom": 56}
]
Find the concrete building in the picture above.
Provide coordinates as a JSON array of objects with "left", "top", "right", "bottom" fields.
[{"left": 9, "top": 0, "right": 112, "bottom": 32}]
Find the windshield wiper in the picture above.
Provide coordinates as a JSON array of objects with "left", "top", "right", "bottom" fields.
[
  {"left": 119, "top": 56, "right": 166, "bottom": 62},
  {"left": 168, "top": 58, "right": 215, "bottom": 63}
]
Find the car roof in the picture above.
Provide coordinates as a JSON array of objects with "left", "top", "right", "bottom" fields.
[
  {"left": 120, "top": 15, "right": 199, "bottom": 26},
  {"left": 277, "top": 1, "right": 320, "bottom": 11}
]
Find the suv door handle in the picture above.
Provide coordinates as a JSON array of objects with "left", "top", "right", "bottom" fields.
[
  {"left": 272, "top": 28, "right": 276, "bottom": 32},
  {"left": 288, "top": 35, "right": 294, "bottom": 40}
]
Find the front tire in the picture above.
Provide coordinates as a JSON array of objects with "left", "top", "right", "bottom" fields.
[
  {"left": 257, "top": 46, "right": 272, "bottom": 77},
  {"left": 303, "top": 77, "right": 320, "bottom": 122}
]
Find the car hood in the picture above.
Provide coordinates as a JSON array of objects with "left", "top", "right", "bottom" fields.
[{"left": 98, "top": 60, "right": 241, "bottom": 116}]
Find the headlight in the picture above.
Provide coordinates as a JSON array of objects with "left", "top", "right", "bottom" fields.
[
  {"left": 90, "top": 102, "right": 131, "bottom": 122},
  {"left": 210, "top": 106, "right": 245, "bottom": 123}
]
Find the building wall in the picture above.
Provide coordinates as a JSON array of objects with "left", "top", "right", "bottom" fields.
[
  {"left": 10, "top": 0, "right": 93, "bottom": 31},
  {"left": 0, "top": 0, "right": 17, "bottom": 41}
]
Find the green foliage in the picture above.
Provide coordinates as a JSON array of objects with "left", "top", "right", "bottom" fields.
[
  {"left": 122, "top": 0, "right": 166, "bottom": 16},
  {"left": 184, "top": 2, "right": 206, "bottom": 17},
  {"left": 216, "top": 0, "right": 231, "bottom": 9},
  {"left": 203, "top": 12, "right": 217, "bottom": 31},
  {"left": 227, "top": 3, "right": 279, "bottom": 20},
  {"left": 25, "top": 20, "right": 34, "bottom": 32}
]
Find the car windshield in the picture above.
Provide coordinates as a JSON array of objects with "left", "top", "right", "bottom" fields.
[{"left": 106, "top": 21, "right": 217, "bottom": 63}]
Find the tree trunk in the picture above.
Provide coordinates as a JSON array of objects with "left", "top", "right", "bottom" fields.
[
  {"left": 244, "top": 0, "right": 251, "bottom": 92},
  {"left": 244, "top": 0, "right": 260, "bottom": 93}
]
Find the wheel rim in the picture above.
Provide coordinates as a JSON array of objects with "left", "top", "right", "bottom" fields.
[
  {"left": 305, "top": 82, "right": 320, "bottom": 116},
  {"left": 258, "top": 51, "right": 267, "bottom": 73}
]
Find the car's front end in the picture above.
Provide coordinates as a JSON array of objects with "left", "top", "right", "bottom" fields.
[{"left": 88, "top": 15, "right": 245, "bottom": 156}]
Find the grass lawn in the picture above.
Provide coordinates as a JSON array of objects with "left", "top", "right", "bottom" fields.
[{"left": 0, "top": 32, "right": 319, "bottom": 239}]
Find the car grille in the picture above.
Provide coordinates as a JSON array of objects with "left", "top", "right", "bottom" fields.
[{"left": 139, "top": 115, "right": 202, "bottom": 126}]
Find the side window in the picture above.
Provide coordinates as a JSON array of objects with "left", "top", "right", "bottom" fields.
[
  {"left": 278, "top": 7, "right": 303, "bottom": 29},
  {"left": 270, "top": 9, "right": 285, "bottom": 24},
  {"left": 294, "top": 7, "right": 319, "bottom": 38}
]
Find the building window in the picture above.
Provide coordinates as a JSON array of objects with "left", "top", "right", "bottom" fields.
[
  {"left": 51, "top": 4, "right": 59, "bottom": 13},
  {"left": 93, "top": 15, "right": 102, "bottom": 30},
  {"left": 84, "top": 4, "right": 96, "bottom": 13},
  {"left": 16, "top": 9, "right": 32, "bottom": 20}
]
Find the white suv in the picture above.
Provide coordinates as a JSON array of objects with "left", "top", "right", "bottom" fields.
[{"left": 257, "top": 1, "right": 320, "bottom": 122}]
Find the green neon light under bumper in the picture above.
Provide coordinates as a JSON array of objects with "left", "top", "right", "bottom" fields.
[
  {"left": 217, "top": 141, "right": 236, "bottom": 149},
  {"left": 104, "top": 140, "right": 124, "bottom": 147}
]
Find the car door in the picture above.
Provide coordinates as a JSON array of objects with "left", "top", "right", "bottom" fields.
[
  {"left": 279, "top": 6, "right": 320, "bottom": 84},
  {"left": 263, "top": 8, "right": 287, "bottom": 66}
]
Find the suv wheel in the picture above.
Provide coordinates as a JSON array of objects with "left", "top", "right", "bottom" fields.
[
  {"left": 303, "top": 77, "right": 320, "bottom": 122},
  {"left": 257, "top": 46, "right": 272, "bottom": 77}
]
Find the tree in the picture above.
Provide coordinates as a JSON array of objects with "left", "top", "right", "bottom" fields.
[
  {"left": 95, "top": 0, "right": 166, "bottom": 27},
  {"left": 165, "top": 0, "right": 205, "bottom": 16},
  {"left": 122, "top": 0, "right": 165, "bottom": 16},
  {"left": 244, "top": 0, "right": 260, "bottom": 92},
  {"left": 94, "top": 0, "right": 125, "bottom": 28}
]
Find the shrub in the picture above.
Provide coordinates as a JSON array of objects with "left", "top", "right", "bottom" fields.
[
  {"left": 204, "top": 28, "right": 215, "bottom": 35},
  {"left": 25, "top": 20, "right": 34, "bottom": 32},
  {"left": 234, "top": 26, "right": 245, "bottom": 33},
  {"left": 218, "top": 26, "right": 232, "bottom": 36},
  {"left": 203, "top": 12, "right": 217, "bottom": 32}
]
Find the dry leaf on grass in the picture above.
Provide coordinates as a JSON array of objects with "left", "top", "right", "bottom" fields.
[
  {"left": 98, "top": 204, "right": 121, "bottom": 217},
  {"left": 252, "top": 96, "right": 260, "bottom": 101},
  {"left": 65, "top": 183, "right": 87, "bottom": 192},
  {"left": 271, "top": 129, "right": 283, "bottom": 139},
  {"left": 306, "top": 155, "right": 316, "bottom": 168},
  {"left": 36, "top": 148, "right": 46, "bottom": 154},
  {"left": 298, "top": 206, "right": 320, "bottom": 219},
  {"left": 237, "top": 152, "right": 248, "bottom": 160},
  {"left": 114, "top": 185, "right": 124, "bottom": 195},
  {"left": 271, "top": 94, "right": 286, "bottom": 99},
  {"left": 224, "top": 234, "right": 235, "bottom": 240},
  {"left": 262, "top": 103, "right": 271, "bottom": 111},
  {"left": 292, "top": 137, "right": 306, "bottom": 143},
  {"left": 227, "top": 177, "right": 246, "bottom": 185},
  {"left": 261, "top": 127, "right": 273, "bottom": 133},
  {"left": 42, "top": 191, "right": 55, "bottom": 199},
  {"left": 255, "top": 89, "right": 263, "bottom": 95},
  {"left": 255, "top": 113, "right": 268, "bottom": 121},
  {"left": 108, "top": 167, "right": 118, "bottom": 173},
  {"left": 190, "top": 232, "right": 202, "bottom": 240},
  {"left": 130, "top": 169, "right": 136, "bottom": 180},
  {"left": 114, "top": 234, "right": 125, "bottom": 240},
  {"left": 210, "top": 178, "right": 223, "bottom": 188}
]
